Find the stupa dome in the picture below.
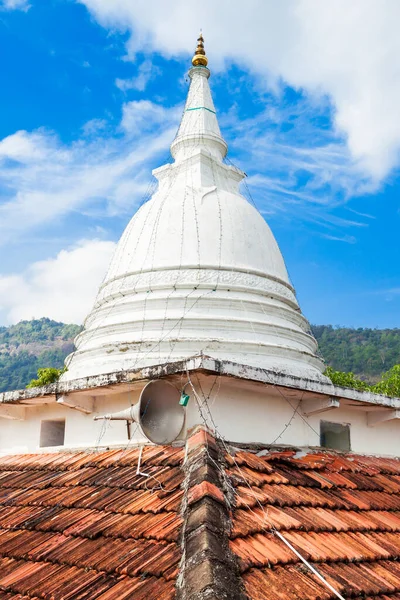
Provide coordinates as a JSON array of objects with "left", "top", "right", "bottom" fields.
[{"left": 63, "top": 38, "right": 326, "bottom": 383}]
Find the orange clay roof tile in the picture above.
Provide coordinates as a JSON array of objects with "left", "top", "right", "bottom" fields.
[
  {"left": 0, "top": 431, "right": 400, "bottom": 599},
  {"left": 228, "top": 446, "right": 400, "bottom": 599},
  {"left": 187, "top": 480, "right": 225, "bottom": 506},
  {"left": 0, "top": 445, "right": 184, "bottom": 599}
]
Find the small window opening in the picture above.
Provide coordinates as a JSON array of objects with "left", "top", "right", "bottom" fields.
[
  {"left": 40, "top": 419, "right": 65, "bottom": 447},
  {"left": 320, "top": 420, "right": 350, "bottom": 451}
]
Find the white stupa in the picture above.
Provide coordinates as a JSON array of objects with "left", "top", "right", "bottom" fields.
[{"left": 64, "top": 35, "right": 326, "bottom": 383}]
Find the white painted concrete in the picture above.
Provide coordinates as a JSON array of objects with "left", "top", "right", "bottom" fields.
[
  {"left": 2, "top": 375, "right": 400, "bottom": 457},
  {"left": 2, "top": 55, "right": 396, "bottom": 458},
  {"left": 0, "top": 392, "right": 145, "bottom": 455},
  {"left": 183, "top": 377, "right": 400, "bottom": 457},
  {"left": 63, "top": 63, "right": 326, "bottom": 383},
  {"left": 4, "top": 356, "right": 400, "bottom": 412}
]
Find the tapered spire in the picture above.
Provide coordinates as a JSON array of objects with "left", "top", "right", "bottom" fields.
[
  {"left": 192, "top": 32, "right": 208, "bottom": 67},
  {"left": 170, "top": 32, "right": 227, "bottom": 161}
]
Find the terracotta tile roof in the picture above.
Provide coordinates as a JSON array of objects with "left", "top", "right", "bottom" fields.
[
  {"left": 0, "top": 430, "right": 399, "bottom": 599},
  {"left": 228, "top": 446, "right": 400, "bottom": 599},
  {"left": 0, "top": 446, "right": 184, "bottom": 599}
]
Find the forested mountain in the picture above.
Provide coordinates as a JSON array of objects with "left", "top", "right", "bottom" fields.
[
  {"left": 0, "top": 319, "right": 81, "bottom": 393},
  {"left": 313, "top": 325, "right": 400, "bottom": 383},
  {"left": 0, "top": 320, "right": 399, "bottom": 392}
]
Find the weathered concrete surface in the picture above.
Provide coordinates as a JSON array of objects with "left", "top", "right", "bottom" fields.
[
  {"left": 62, "top": 59, "right": 326, "bottom": 384},
  {"left": 1, "top": 354, "right": 399, "bottom": 410},
  {"left": 177, "top": 427, "right": 247, "bottom": 600}
]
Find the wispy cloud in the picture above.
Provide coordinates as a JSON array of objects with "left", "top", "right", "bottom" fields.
[
  {"left": 345, "top": 207, "right": 376, "bottom": 220},
  {"left": 321, "top": 234, "right": 357, "bottom": 244},
  {"left": 0, "top": 0, "right": 30, "bottom": 11},
  {"left": 372, "top": 287, "right": 400, "bottom": 298},
  {"left": 120, "top": 99, "right": 178, "bottom": 134},
  {"left": 80, "top": 0, "right": 400, "bottom": 184},
  {"left": 221, "top": 91, "right": 376, "bottom": 235},
  {"left": 81, "top": 118, "right": 108, "bottom": 136},
  {"left": 116, "top": 59, "right": 159, "bottom": 92},
  {"left": 0, "top": 101, "right": 180, "bottom": 245}
]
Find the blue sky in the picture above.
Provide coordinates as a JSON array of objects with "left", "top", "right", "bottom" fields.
[{"left": 0, "top": 0, "right": 399, "bottom": 328}]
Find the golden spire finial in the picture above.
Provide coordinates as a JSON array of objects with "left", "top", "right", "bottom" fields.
[{"left": 192, "top": 32, "right": 208, "bottom": 67}]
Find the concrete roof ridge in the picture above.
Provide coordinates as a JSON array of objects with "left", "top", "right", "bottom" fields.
[
  {"left": 3, "top": 356, "right": 399, "bottom": 414},
  {"left": 177, "top": 426, "right": 246, "bottom": 600}
]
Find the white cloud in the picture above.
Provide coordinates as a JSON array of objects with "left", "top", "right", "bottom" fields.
[
  {"left": 0, "top": 0, "right": 29, "bottom": 10},
  {"left": 79, "top": 0, "right": 400, "bottom": 183},
  {"left": 0, "top": 239, "right": 116, "bottom": 325},
  {"left": 221, "top": 95, "right": 374, "bottom": 232},
  {"left": 81, "top": 118, "right": 108, "bottom": 136},
  {"left": 120, "top": 100, "right": 179, "bottom": 135},
  {"left": 0, "top": 130, "right": 54, "bottom": 162},
  {"left": 116, "top": 59, "right": 158, "bottom": 92},
  {"left": 321, "top": 234, "right": 357, "bottom": 244},
  {"left": 0, "top": 101, "right": 180, "bottom": 244}
]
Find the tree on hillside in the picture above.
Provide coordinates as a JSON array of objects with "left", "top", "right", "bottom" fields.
[{"left": 312, "top": 325, "right": 400, "bottom": 381}]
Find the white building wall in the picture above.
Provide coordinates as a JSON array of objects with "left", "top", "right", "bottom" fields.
[
  {"left": 0, "top": 394, "right": 139, "bottom": 455},
  {"left": 185, "top": 382, "right": 400, "bottom": 457},
  {"left": 1, "top": 376, "right": 400, "bottom": 457}
]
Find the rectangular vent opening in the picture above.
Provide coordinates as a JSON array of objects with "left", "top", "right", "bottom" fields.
[
  {"left": 40, "top": 419, "right": 65, "bottom": 448},
  {"left": 320, "top": 420, "right": 351, "bottom": 451}
]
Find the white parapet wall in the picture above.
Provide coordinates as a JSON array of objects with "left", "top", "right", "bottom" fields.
[{"left": 0, "top": 358, "right": 399, "bottom": 457}]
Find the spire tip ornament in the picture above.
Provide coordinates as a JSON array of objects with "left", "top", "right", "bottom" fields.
[{"left": 192, "top": 32, "right": 208, "bottom": 67}]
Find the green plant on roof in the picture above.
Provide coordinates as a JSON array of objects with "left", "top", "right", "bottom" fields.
[
  {"left": 26, "top": 367, "right": 66, "bottom": 388},
  {"left": 325, "top": 364, "right": 400, "bottom": 398},
  {"left": 372, "top": 364, "right": 400, "bottom": 398},
  {"left": 324, "top": 366, "right": 371, "bottom": 392}
]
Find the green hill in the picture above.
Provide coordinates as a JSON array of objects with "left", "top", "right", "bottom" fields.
[
  {"left": 313, "top": 325, "right": 400, "bottom": 383},
  {"left": 0, "top": 318, "right": 81, "bottom": 393},
  {"left": 0, "top": 319, "right": 399, "bottom": 392}
]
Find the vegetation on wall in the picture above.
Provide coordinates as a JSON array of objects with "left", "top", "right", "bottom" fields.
[
  {"left": 370, "top": 364, "right": 400, "bottom": 398},
  {"left": 26, "top": 367, "right": 66, "bottom": 388},
  {"left": 324, "top": 365, "right": 400, "bottom": 398},
  {"left": 323, "top": 366, "right": 371, "bottom": 392}
]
